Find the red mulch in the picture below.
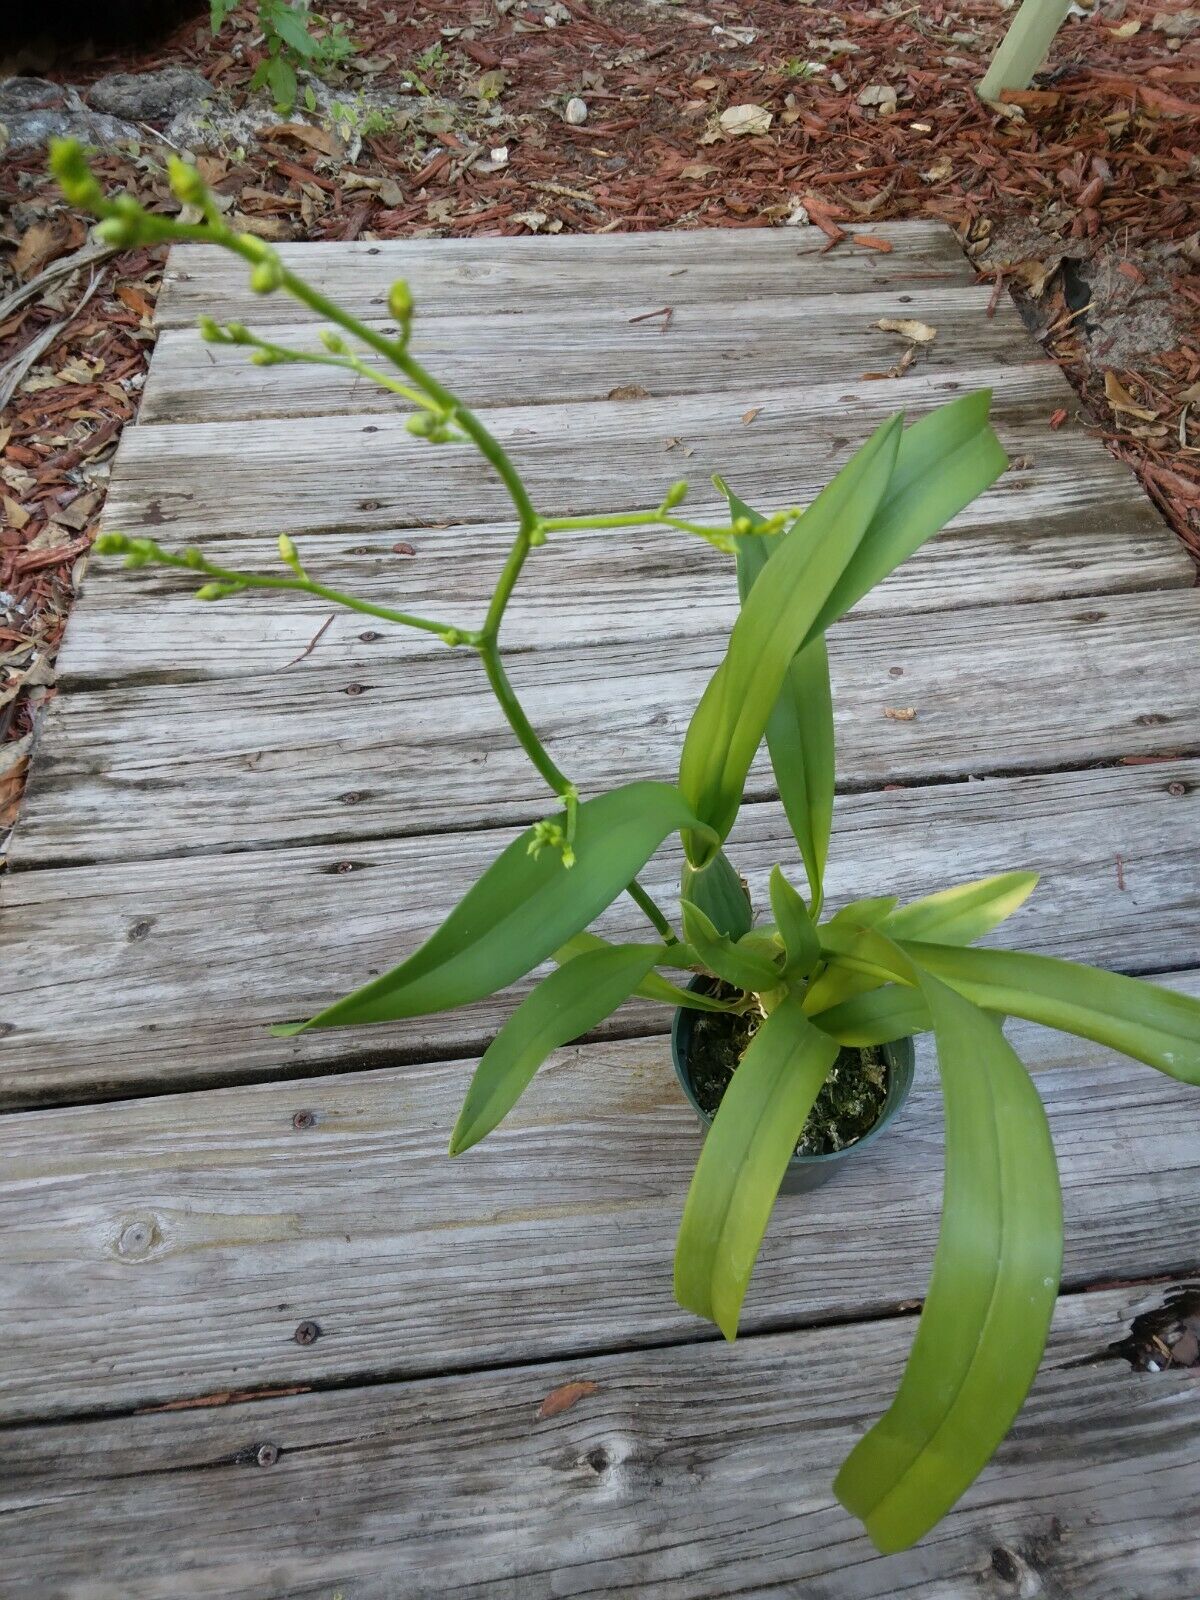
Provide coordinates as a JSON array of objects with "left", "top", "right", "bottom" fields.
[{"left": 2, "top": 0, "right": 1199, "bottom": 831}]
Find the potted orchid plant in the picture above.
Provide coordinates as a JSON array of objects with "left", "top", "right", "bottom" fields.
[{"left": 51, "top": 138, "right": 1200, "bottom": 1552}]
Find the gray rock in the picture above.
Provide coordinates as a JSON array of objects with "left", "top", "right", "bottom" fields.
[
  {"left": 86, "top": 66, "right": 211, "bottom": 123},
  {"left": 0, "top": 78, "right": 67, "bottom": 116},
  {"left": 2, "top": 106, "right": 140, "bottom": 154}
]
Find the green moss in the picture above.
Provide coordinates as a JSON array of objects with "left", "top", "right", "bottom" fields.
[{"left": 686, "top": 984, "right": 889, "bottom": 1157}]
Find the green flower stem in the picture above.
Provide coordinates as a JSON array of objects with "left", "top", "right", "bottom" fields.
[{"left": 71, "top": 159, "right": 679, "bottom": 942}]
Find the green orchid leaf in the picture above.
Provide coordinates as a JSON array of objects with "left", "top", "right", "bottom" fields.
[
  {"left": 814, "top": 983, "right": 933, "bottom": 1046},
  {"left": 896, "top": 941, "right": 1200, "bottom": 1085},
  {"left": 679, "top": 414, "right": 902, "bottom": 864},
  {"left": 554, "top": 931, "right": 741, "bottom": 1014},
  {"left": 827, "top": 896, "right": 900, "bottom": 927},
  {"left": 769, "top": 866, "right": 820, "bottom": 978},
  {"left": 450, "top": 942, "right": 662, "bottom": 1154},
  {"left": 681, "top": 849, "right": 753, "bottom": 941},
  {"left": 883, "top": 871, "right": 1039, "bottom": 945},
  {"left": 808, "top": 391, "right": 1009, "bottom": 642},
  {"left": 836, "top": 969, "right": 1061, "bottom": 1552},
  {"left": 808, "top": 874, "right": 1039, "bottom": 1015},
  {"left": 681, "top": 901, "right": 781, "bottom": 994},
  {"left": 675, "top": 994, "right": 840, "bottom": 1339},
  {"left": 734, "top": 494, "right": 835, "bottom": 913},
  {"left": 274, "top": 782, "right": 712, "bottom": 1034}
]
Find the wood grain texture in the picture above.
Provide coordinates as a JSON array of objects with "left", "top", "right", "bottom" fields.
[
  {"left": 5, "top": 1285, "right": 1198, "bottom": 1598},
  {"left": 1, "top": 980, "right": 1196, "bottom": 1421},
  {"left": 47, "top": 499, "right": 1196, "bottom": 690},
  {"left": 98, "top": 365, "right": 1146, "bottom": 548},
  {"left": 141, "top": 286, "right": 1031, "bottom": 423},
  {"left": 15, "top": 588, "right": 1200, "bottom": 868},
  {"left": 2, "top": 762, "right": 1197, "bottom": 1104},
  {"left": 155, "top": 221, "right": 976, "bottom": 328}
]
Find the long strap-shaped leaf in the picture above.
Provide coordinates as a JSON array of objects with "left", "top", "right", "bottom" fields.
[
  {"left": 896, "top": 941, "right": 1200, "bottom": 1085},
  {"left": 806, "top": 390, "right": 1009, "bottom": 643},
  {"left": 679, "top": 415, "right": 902, "bottom": 864},
  {"left": 734, "top": 493, "right": 835, "bottom": 913},
  {"left": 274, "top": 782, "right": 712, "bottom": 1033},
  {"left": 806, "top": 872, "right": 1040, "bottom": 1015},
  {"left": 835, "top": 967, "right": 1062, "bottom": 1552},
  {"left": 815, "top": 983, "right": 932, "bottom": 1046},
  {"left": 674, "top": 995, "right": 839, "bottom": 1339},
  {"left": 450, "top": 942, "right": 663, "bottom": 1154}
]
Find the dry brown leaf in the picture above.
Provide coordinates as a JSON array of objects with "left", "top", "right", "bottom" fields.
[
  {"left": 742, "top": 406, "right": 762, "bottom": 424},
  {"left": 115, "top": 283, "right": 156, "bottom": 320},
  {"left": 1104, "top": 371, "right": 1158, "bottom": 422},
  {"left": 719, "top": 103, "right": 773, "bottom": 136},
  {"left": 679, "top": 161, "right": 720, "bottom": 180},
  {"left": 1109, "top": 18, "right": 1141, "bottom": 36},
  {"left": 884, "top": 706, "right": 917, "bottom": 721},
  {"left": 537, "top": 1380, "right": 598, "bottom": 1420},
  {"left": 608, "top": 384, "right": 651, "bottom": 400},
  {"left": 874, "top": 317, "right": 937, "bottom": 344},
  {"left": 13, "top": 219, "right": 66, "bottom": 279},
  {"left": 692, "top": 75, "right": 719, "bottom": 92},
  {"left": 3, "top": 495, "right": 30, "bottom": 530},
  {"left": 264, "top": 121, "right": 342, "bottom": 157}
]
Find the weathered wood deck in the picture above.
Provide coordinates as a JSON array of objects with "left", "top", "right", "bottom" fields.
[{"left": 3, "top": 225, "right": 1199, "bottom": 1597}]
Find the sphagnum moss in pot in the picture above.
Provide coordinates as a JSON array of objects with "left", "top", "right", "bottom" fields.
[{"left": 55, "top": 136, "right": 1200, "bottom": 1556}]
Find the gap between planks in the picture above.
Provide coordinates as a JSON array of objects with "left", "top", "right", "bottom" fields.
[
  {"left": 3, "top": 1283, "right": 1198, "bottom": 1599},
  {"left": 12, "top": 587, "right": 1200, "bottom": 870}
]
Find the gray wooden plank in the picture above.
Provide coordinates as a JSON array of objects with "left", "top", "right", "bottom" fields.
[
  {"left": 14, "top": 589, "right": 1200, "bottom": 869},
  {"left": 4, "top": 1284, "right": 1198, "bottom": 1598},
  {"left": 99, "top": 365, "right": 1137, "bottom": 547},
  {"left": 141, "top": 286, "right": 1032, "bottom": 423},
  {"left": 1, "top": 762, "right": 1197, "bottom": 1104},
  {"left": 49, "top": 496, "right": 1195, "bottom": 690},
  {"left": 0, "top": 979, "right": 1196, "bottom": 1421},
  {"left": 156, "top": 221, "right": 977, "bottom": 329}
]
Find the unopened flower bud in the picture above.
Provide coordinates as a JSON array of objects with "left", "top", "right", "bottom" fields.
[
  {"left": 195, "top": 582, "right": 226, "bottom": 601},
  {"left": 278, "top": 534, "right": 302, "bottom": 572},
  {"left": 732, "top": 516, "right": 752, "bottom": 536},
  {"left": 388, "top": 279, "right": 414, "bottom": 328},
  {"left": 198, "top": 315, "right": 223, "bottom": 343},
  {"left": 320, "top": 329, "right": 348, "bottom": 354},
  {"left": 250, "top": 258, "right": 284, "bottom": 294},
  {"left": 94, "top": 531, "right": 132, "bottom": 555},
  {"left": 49, "top": 138, "right": 103, "bottom": 208},
  {"left": 182, "top": 547, "right": 207, "bottom": 569},
  {"left": 406, "top": 411, "right": 435, "bottom": 438},
  {"left": 167, "top": 155, "right": 207, "bottom": 207},
  {"left": 663, "top": 479, "right": 688, "bottom": 509},
  {"left": 250, "top": 349, "right": 279, "bottom": 366}
]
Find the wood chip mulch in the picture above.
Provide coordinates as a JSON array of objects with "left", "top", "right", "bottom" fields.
[{"left": 3, "top": 0, "right": 1199, "bottom": 841}]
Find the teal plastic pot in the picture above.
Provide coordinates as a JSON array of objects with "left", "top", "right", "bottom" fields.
[{"left": 671, "top": 977, "right": 915, "bottom": 1194}]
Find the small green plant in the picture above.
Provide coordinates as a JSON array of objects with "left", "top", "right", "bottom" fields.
[
  {"left": 211, "top": 0, "right": 354, "bottom": 114},
  {"left": 328, "top": 96, "right": 402, "bottom": 140},
  {"left": 52, "top": 138, "right": 1200, "bottom": 1552}
]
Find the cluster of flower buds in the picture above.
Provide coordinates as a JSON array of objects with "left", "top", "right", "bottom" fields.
[
  {"left": 527, "top": 818, "right": 576, "bottom": 869},
  {"left": 406, "top": 407, "right": 460, "bottom": 444},
  {"left": 94, "top": 532, "right": 177, "bottom": 568}
]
